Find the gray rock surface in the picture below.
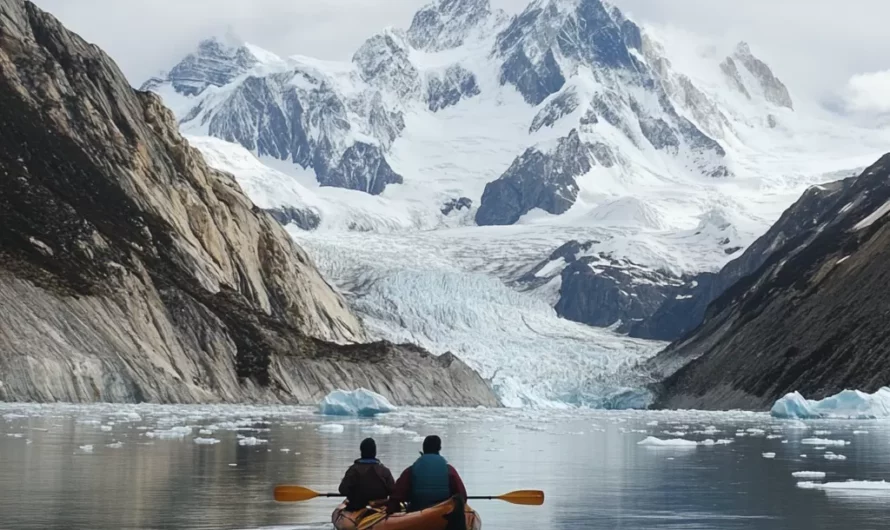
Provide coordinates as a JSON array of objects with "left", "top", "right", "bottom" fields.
[
  {"left": 408, "top": 0, "right": 492, "bottom": 51},
  {"left": 426, "top": 65, "right": 480, "bottom": 112},
  {"left": 648, "top": 156, "right": 890, "bottom": 410},
  {"left": 475, "top": 129, "right": 591, "bottom": 225},
  {"left": 140, "top": 37, "right": 258, "bottom": 96},
  {"left": 0, "top": 0, "right": 499, "bottom": 407}
]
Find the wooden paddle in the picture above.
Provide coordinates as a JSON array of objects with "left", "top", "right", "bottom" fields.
[{"left": 273, "top": 486, "right": 544, "bottom": 506}]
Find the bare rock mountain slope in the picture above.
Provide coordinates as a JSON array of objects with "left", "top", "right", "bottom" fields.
[
  {"left": 0, "top": 0, "right": 498, "bottom": 406},
  {"left": 648, "top": 155, "right": 890, "bottom": 410}
]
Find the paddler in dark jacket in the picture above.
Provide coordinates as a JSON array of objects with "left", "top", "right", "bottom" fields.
[
  {"left": 388, "top": 435, "right": 468, "bottom": 512},
  {"left": 339, "top": 438, "right": 395, "bottom": 511}
]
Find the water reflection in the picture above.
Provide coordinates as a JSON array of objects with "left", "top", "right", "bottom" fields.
[{"left": 1, "top": 405, "right": 889, "bottom": 529}]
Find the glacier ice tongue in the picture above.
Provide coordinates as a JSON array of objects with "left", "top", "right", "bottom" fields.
[
  {"left": 318, "top": 388, "right": 398, "bottom": 417},
  {"left": 771, "top": 387, "right": 890, "bottom": 419}
]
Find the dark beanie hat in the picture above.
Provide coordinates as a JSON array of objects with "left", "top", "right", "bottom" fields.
[
  {"left": 422, "top": 435, "right": 442, "bottom": 454},
  {"left": 360, "top": 438, "right": 377, "bottom": 459}
]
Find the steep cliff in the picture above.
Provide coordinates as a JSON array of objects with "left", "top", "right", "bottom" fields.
[
  {"left": 649, "top": 155, "right": 890, "bottom": 410},
  {"left": 0, "top": 0, "right": 498, "bottom": 407}
]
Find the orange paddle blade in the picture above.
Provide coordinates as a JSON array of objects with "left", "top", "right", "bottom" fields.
[
  {"left": 274, "top": 486, "right": 323, "bottom": 502},
  {"left": 495, "top": 490, "right": 545, "bottom": 506}
]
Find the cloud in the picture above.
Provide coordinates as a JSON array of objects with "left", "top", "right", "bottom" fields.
[
  {"left": 31, "top": 0, "right": 890, "bottom": 110},
  {"left": 844, "top": 70, "right": 890, "bottom": 113}
]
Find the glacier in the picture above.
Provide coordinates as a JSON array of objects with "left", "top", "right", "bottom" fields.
[
  {"left": 142, "top": 0, "right": 890, "bottom": 408},
  {"left": 318, "top": 388, "right": 398, "bottom": 417},
  {"left": 771, "top": 387, "right": 890, "bottom": 419}
]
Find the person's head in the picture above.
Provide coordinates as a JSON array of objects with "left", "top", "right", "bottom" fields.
[
  {"left": 422, "top": 435, "right": 442, "bottom": 455},
  {"left": 360, "top": 438, "right": 377, "bottom": 459}
]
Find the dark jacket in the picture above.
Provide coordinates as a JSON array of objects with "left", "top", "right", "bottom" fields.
[
  {"left": 388, "top": 454, "right": 468, "bottom": 512},
  {"left": 338, "top": 458, "right": 395, "bottom": 510}
]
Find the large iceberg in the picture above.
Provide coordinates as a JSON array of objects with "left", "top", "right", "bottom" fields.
[
  {"left": 318, "top": 389, "right": 398, "bottom": 417},
  {"left": 770, "top": 387, "right": 890, "bottom": 419}
]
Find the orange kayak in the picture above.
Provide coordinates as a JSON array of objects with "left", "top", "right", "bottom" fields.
[{"left": 332, "top": 498, "right": 481, "bottom": 530}]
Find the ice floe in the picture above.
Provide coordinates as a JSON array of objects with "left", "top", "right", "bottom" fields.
[
  {"left": 792, "top": 471, "right": 827, "bottom": 479},
  {"left": 317, "top": 424, "right": 345, "bottom": 434},
  {"left": 194, "top": 437, "right": 221, "bottom": 445},
  {"left": 801, "top": 438, "right": 850, "bottom": 446},
  {"left": 797, "top": 480, "right": 890, "bottom": 491}
]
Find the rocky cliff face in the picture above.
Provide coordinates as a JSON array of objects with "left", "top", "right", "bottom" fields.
[
  {"left": 0, "top": 0, "right": 498, "bottom": 407},
  {"left": 648, "top": 155, "right": 890, "bottom": 410}
]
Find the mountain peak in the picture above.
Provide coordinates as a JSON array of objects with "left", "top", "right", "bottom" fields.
[
  {"left": 159, "top": 36, "right": 260, "bottom": 96},
  {"left": 728, "top": 41, "right": 793, "bottom": 109},
  {"left": 407, "top": 0, "right": 492, "bottom": 51}
]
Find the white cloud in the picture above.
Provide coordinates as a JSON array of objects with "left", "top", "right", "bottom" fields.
[
  {"left": 31, "top": 0, "right": 890, "bottom": 111},
  {"left": 845, "top": 70, "right": 890, "bottom": 113}
]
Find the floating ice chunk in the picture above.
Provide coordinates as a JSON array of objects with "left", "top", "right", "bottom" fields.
[
  {"left": 802, "top": 438, "right": 849, "bottom": 446},
  {"left": 814, "top": 430, "right": 832, "bottom": 435},
  {"left": 699, "top": 439, "right": 734, "bottom": 446},
  {"left": 6, "top": 433, "right": 23, "bottom": 438},
  {"left": 318, "top": 389, "right": 397, "bottom": 417},
  {"left": 199, "top": 429, "right": 213, "bottom": 435},
  {"left": 317, "top": 424, "right": 345, "bottom": 434},
  {"left": 801, "top": 454, "right": 808, "bottom": 458},
  {"left": 853, "top": 430, "right": 869, "bottom": 435},
  {"left": 766, "top": 434, "right": 783, "bottom": 439},
  {"left": 771, "top": 387, "right": 890, "bottom": 419},
  {"left": 747, "top": 428, "right": 766, "bottom": 436},
  {"left": 824, "top": 452, "right": 847, "bottom": 461},
  {"left": 694, "top": 426, "right": 721, "bottom": 435},
  {"left": 361, "top": 425, "right": 418, "bottom": 437},
  {"left": 237, "top": 437, "right": 268, "bottom": 446},
  {"left": 145, "top": 426, "right": 192, "bottom": 440},
  {"left": 793, "top": 471, "right": 826, "bottom": 479},
  {"left": 106, "top": 442, "right": 124, "bottom": 449},
  {"left": 645, "top": 421, "right": 659, "bottom": 426},
  {"left": 194, "top": 437, "right": 221, "bottom": 445},
  {"left": 280, "top": 448, "right": 290, "bottom": 453},
  {"left": 638, "top": 437, "right": 698, "bottom": 447},
  {"left": 762, "top": 452, "right": 776, "bottom": 459},
  {"left": 663, "top": 431, "right": 687, "bottom": 436},
  {"left": 797, "top": 480, "right": 890, "bottom": 491},
  {"left": 228, "top": 463, "right": 237, "bottom": 467},
  {"left": 100, "top": 425, "right": 113, "bottom": 432},
  {"left": 78, "top": 445, "right": 93, "bottom": 453}
]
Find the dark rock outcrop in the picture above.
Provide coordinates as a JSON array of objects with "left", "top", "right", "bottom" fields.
[
  {"left": 265, "top": 206, "right": 321, "bottom": 231},
  {"left": 0, "top": 0, "right": 498, "bottom": 407},
  {"left": 427, "top": 65, "right": 481, "bottom": 112},
  {"left": 441, "top": 197, "right": 473, "bottom": 215},
  {"left": 475, "top": 130, "right": 591, "bottom": 225},
  {"left": 648, "top": 156, "right": 890, "bottom": 410}
]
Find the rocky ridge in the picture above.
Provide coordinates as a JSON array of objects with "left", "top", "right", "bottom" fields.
[
  {"left": 648, "top": 155, "right": 890, "bottom": 410},
  {"left": 0, "top": 0, "right": 499, "bottom": 407}
]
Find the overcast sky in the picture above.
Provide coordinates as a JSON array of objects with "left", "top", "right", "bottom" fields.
[{"left": 32, "top": 0, "right": 890, "bottom": 112}]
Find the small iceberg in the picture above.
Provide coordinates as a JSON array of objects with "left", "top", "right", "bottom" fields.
[
  {"left": 797, "top": 480, "right": 890, "bottom": 491},
  {"left": 762, "top": 452, "right": 776, "bottom": 459},
  {"left": 318, "top": 389, "right": 397, "bottom": 417},
  {"left": 801, "top": 438, "right": 850, "bottom": 446},
  {"left": 317, "top": 424, "right": 345, "bottom": 434},
  {"left": 771, "top": 387, "right": 890, "bottom": 419},
  {"left": 194, "top": 437, "right": 221, "bottom": 445},
  {"left": 793, "top": 471, "right": 826, "bottom": 479},
  {"left": 637, "top": 436, "right": 731, "bottom": 448}
]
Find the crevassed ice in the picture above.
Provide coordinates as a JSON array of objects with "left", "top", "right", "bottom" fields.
[{"left": 297, "top": 229, "right": 662, "bottom": 408}]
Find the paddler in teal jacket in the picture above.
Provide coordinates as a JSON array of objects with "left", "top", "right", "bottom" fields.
[{"left": 388, "top": 435, "right": 468, "bottom": 512}]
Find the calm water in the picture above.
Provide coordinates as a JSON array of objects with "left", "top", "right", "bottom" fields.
[{"left": 1, "top": 404, "right": 889, "bottom": 529}]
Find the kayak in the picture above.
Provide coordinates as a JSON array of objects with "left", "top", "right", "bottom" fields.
[{"left": 332, "top": 498, "right": 482, "bottom": 530}]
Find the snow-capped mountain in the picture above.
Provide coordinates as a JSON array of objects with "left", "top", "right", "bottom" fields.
[{"left": 143, "top": 0, "right": 890, "bottom": 407}]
